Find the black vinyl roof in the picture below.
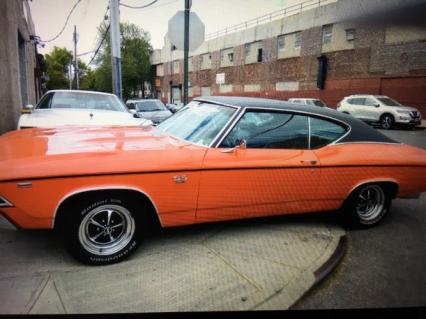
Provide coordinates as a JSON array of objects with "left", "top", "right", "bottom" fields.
[{"left": 194, "top": 96, "right": 398, "bottom": 144}]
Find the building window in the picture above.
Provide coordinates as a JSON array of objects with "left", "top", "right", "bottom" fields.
[
  {"left": 346, "top": 28, "right": 355, "bottom": 41},
  {"left": 294, "top": 32, "right": 301, "bottom": 48},
  {"left": 228, "top": 53, "right": 234, "bottom": 62},
  {"left": 173, "top": 60, "right": 179, "bottom": 74},
  {"left": 278, "top": 35, "right": 285, "bottom": 52},
  {"left": 244, "top": 43, "right": 251, "bottom": 57},
  {"left": 257, "top": 48, "right": 263, "bottom": 62},
  {"left": 322, "top": 24, "right": 333, "bottom": 44}
]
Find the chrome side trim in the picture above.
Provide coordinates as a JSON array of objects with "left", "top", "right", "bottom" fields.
[
  {"left": 332, "top": 141, "right": 402, "bottom": 146},
  {"left": 208, "top": 104, "right": 242, "bottom": 148},
  {"left": 212, "top": 107, "right": 246, "bottom": 148},
  {"left": 213, "top": 106, "right": 352, "bottom": 149},
  {"left": 0, "top": 196, "right": 14, "bottom": 208},
  {"left": 308, "top": 116, "right": 311, "bottom": 150},
  {"left": 51, "top": 186, "right": 162, "bottom": 229}
]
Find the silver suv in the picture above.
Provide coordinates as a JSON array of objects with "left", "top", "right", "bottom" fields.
[{"left": 337, "top": 94, "right": 422, "bottom": 129}]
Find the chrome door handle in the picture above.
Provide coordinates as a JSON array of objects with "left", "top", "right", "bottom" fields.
[{"left": 300, "top": 160, "right": 317, "bottom": 165}]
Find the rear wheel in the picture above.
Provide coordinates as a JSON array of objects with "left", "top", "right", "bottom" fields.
[
  {"left": 380, "top": 114, "right": 394, "bottom": 129},
  {"left": 341, "top": 183, "right": 392, "bottom": 228},
  {"left": 62, "top": 194, "right": 146, "bottom": 265}
]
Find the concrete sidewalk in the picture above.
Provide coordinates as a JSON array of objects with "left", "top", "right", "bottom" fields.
[{"left": 0, "top": 215, "right": 345, "bottom": 314}]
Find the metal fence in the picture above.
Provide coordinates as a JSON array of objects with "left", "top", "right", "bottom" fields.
[{"left": 205, "top": 0, "right": 335, "bottom": 40}]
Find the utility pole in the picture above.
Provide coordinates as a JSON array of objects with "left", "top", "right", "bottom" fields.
[
  {"left": 69, "top": 59, "right": 73, "bottom": 90},
  {"left": 183, "top": 0, "right": 191, "bottom": 105},
  {"left": 109, "top": 0, "right": 123, "bottom": 99},
  {"left": 73, "top": 25, "right": 79, "bottom": 89}
]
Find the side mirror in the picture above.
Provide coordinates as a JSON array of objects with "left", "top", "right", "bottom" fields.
[
  {"left": 21, "top": 104, "right": 34, "bottom": 114},
  {"left": 140, "top": 119, "right": 153, "bottom": 130},
  {"left": 374, "top": 104, "right": 380, "bottom": 108},
  {"left": 220, "top": 139, "right": 247, "bottom": 153}
]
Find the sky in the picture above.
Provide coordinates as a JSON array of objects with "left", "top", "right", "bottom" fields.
[{"left": 29, "top": 0, "right": 306, "bottom": 64}]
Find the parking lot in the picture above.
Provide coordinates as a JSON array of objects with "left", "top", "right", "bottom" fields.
[{"left": 0, "top": 126, "right": 424, "bottom": 314}]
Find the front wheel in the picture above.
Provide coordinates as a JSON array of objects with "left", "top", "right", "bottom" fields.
[
  {"left": 63, "top": 195, "right": 145, "bottom": 265},
  {"left": 341, "top": 184, "right": 392, "bottom": 228},
  {"left": 380, "top": 114, "right": 394, "bottom": 129}
]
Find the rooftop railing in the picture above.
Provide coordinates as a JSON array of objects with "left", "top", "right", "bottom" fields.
[{"left": 205, "top": 0, "right": 335, "bottom": 40}]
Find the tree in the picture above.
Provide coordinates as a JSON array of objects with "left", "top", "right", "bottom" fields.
[
  {"left": 91, "top": 22, "right": 152, "bottom": 99},
  {"left": 45, "top": 47, "right": 92, "bottom": 90},
  {"left": 45, "top": 47, "right": 72, "bottom": 90}
]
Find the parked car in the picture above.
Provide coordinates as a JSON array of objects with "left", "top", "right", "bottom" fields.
[
  {"left": 18, "top": 90, "right": 145, "bottom": 129},
  {"left": 337, "top": 94, "right": 422, "bottom": 129},
  {"left": 126, "top": 99, "right": 172, "bottom": 124},
  {"left": 288, "top": 98, "right": 328, "bottom": 108},
  {"left": 166, "top": 102, "right": 185, "bottom": 113},
  {"left": 1, "top": 96, "right": 425, "bottom": 265}
]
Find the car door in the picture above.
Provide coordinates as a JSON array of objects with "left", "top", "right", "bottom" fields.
[
  {"left": 362, "top": 97, "right": 381, "bottom": 121},
  {"left": 196, "top": 110, "right": 320, "bottom": 223},
  {"left": 346, "top": 98, "right": 365, "bottom": 119}
]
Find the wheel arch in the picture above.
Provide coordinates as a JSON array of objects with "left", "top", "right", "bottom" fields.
[
  {"left": 53, "top": 186, "right": 163, "bottom": 231},
  {"left": 344, "top": 179, "right": 399, "bottom": 204}
]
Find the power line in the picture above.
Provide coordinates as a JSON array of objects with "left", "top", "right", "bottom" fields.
[
  {"left": 120, "top": 0, "right": 159, "bottom": 9},
  {"left": 40, "top": 0, "right": 84, "bottom": 43},
  {"left": 87, "top": 24, "right": 110, "bottom": 66}
]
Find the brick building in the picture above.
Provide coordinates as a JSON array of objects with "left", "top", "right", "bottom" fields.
[
  {"left": 151, "top": 0, "right": 426, "bottom": 118},
  {"left": 0, "top": 0, "right": 44, "bottom": 134}
]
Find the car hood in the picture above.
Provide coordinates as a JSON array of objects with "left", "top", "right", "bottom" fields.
[
  {"left": 0, "top": 126, "right": 206, "bottom": 182},
  {"left": 395, "top": 106, "right": 420, "bottom": 113},
  {"left": 19, "top": 108, "right": 145, "bottom": 128},
  {"left": 136, "top": 110, "right": 172, "bottom": 122}
]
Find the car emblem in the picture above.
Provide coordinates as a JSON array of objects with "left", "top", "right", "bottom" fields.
[{"left": 173, "top": 175, "right": 188, "bottom": 184}]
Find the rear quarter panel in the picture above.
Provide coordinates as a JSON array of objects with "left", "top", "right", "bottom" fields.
[{"left": 314, "top": 143, "right": 426, "bottom": 201}]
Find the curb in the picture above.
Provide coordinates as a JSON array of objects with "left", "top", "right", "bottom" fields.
[
  {"left": 289, "top": 234, "right": 347, "bottom": 309},
  {"left": 313, "top": 234, "right": 347, "bottom": 284}
]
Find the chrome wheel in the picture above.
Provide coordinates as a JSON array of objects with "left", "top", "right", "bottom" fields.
[
  {"left": 78, "top": 204, "right": 135, "bottom": 256},
  {"left": 356, "top": 185, "right": 385, "bottom": 222},
  {"left": 381, "top": 115, "right": 393, "bottom": 129}
]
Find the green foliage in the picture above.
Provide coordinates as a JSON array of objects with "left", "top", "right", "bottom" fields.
[
  {"left": 90, "top": 22, "right": 152, "bottom": 99},
  {"left": 45, "top": 47, "right": 72, "bottom": 90},
  {"left": 43, "top": 23, "right": 152, "bottom": 98}
]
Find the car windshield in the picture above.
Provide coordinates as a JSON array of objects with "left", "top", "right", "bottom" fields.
[
  {"left": 157, "top": 101, "right": 237, "bottom": 146},
  {"left": 377, "top": 97, "right": 402, "bottom": 107},
  {"left": 46, "top": 92, "right": 127, "bottom": 112},
  {"left": 312, "top": 100, "right": 326, "bottom": 107},
  {"left": 135, "top": 100, "right": 167, "bottom": 112}
]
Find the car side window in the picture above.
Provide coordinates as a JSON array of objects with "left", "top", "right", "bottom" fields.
[
  {"left": 348, "top": 98, "right": 364, "bottom": 105},
  {"left": 220, "top": 111, "right": 309, "bottom": 149},
  {"left": 36, "top": 93, "right": 53, "bottom": 109},
  {"left": 310, "top": 117, "right": 348, "bottom": 149},
  {"left": 364, "top": 98, "right": 377, "bottom": 107}
]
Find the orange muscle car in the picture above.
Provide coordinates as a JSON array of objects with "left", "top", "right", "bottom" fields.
[{"left": 1, "top": 96, "right": 425, "bottom": 265}]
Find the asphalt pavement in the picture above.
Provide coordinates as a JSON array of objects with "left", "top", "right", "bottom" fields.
[{"left": 294, "top": 127, "right": 426, "bottom": 309}]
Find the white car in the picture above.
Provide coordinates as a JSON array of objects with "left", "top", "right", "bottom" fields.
[
  {"left": 337, "top": 94, "right": 422, "bottom": 129},
  {"left": 18, "top": 90, "right": 145, "bottom": 129},
  {"left": 288, "top": 98, "right": 328, "bottom": 108}
]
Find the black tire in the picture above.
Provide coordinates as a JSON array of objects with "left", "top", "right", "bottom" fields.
[
  {"left": 380, "top": 114, "right": 394, "bottom": 129},
  {"left": 340, "top": 183, "right": 392, "bottom": 228},
  {"left": 62, "top": 193, "right": 146, "bottom": 265}
]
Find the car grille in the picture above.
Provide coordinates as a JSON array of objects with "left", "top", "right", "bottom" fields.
[{"left": 409, "top": 111, "right": 420, "bottom": 118}]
